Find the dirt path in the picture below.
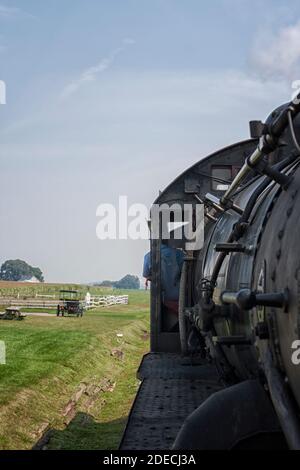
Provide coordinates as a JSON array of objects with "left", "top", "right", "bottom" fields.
[{"left": 24, "top": 312, "right": 55, "bottom": 317}]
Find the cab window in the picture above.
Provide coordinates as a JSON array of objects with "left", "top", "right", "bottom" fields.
[{"left": 211, "top": 166, "right": 232, "bottom": 191}]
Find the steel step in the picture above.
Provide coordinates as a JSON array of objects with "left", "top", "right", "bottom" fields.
[{"left": 120, "top": 353, "right": 222, "bottom": 450}]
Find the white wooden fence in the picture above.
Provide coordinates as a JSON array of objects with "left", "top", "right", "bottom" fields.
[
  {"left": 35, "top": 293, "right": 56, "bottom": 299},
  {"left": 86, "top": 295, "right": 129, "bottom": 309},
  {"left": 0, "top": 295, "right": 129, "bottom": 310}
]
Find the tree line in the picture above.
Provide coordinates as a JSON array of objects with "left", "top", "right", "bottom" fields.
[
  {"left": 0, "top": 260, "right": 140, "bottom": 290},
  {"left": 97, "top": 274, "right": 140, "bottom": 290}
]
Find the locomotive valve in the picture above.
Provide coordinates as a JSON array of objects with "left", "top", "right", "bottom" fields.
[{"left": 220, "top": 288, "right": 289, "bottom": 312}]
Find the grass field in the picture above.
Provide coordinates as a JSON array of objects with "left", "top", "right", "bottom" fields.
[
  {"left": 21, "top": 308, "right": 57, "bottom": 314},
  {"left": 0, "top": 281, "right": 118, "bottom": 299},
  {"left": 0, "top": 289, "right": 150, "bottom": 450}
]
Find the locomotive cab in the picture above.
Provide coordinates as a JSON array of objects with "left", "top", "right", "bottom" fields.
[{"left": 149, "top": 139, "right": 258, "bottom": 353}]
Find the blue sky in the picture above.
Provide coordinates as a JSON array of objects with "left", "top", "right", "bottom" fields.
[{"left": 0, "top": 0, "right": 300, "bottom": 282}]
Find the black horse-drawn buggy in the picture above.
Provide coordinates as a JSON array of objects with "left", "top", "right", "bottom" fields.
[{"left": 57, "top": 290, "right": 84, "bottom": 317}]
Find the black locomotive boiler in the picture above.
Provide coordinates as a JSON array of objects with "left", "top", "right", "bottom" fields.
[{"left": 121, "top": 94, "right": 300, "bottom": 450}]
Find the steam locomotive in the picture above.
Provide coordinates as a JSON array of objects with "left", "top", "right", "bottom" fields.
[{"left": 121, "top": 94, "right": 300, "bottom": 450}]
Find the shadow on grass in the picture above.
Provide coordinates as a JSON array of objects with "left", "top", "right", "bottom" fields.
[{"left": 33, "top": 412, "right": 127, "bottom": 450}]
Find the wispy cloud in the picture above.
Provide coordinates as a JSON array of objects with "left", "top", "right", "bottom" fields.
[
  {"left": 251, "top": 19, "right": 300, "bottom": 80},
  {"left": 0, "top": 4, "right": 36, "bottom": 20},
  {"left": 61, "top": 38, "right": 135, "bottom": 99}
]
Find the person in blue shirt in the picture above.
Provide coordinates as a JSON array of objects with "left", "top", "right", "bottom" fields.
[
  {"left": 143, "top": 251, "right": 152, "bottom": 290},
  {"left": 143, "top": 243, "right": 184, "bottom": 330}
]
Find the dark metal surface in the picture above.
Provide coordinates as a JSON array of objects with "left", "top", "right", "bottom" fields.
[
  {"left": 120, "top": 353, "right": 222, "bottom": 450},
  {"left": 200, "top": 176, "right": 282, "bottom": 379},
  {"left": 173, "top": 379, "right": 283, "bottom": 450},
  {"left": 137, "top": 352, "right": 218, "bottom": 380},
  {"left": 252, "top": 165, "right": 300, "bottom": 418}
]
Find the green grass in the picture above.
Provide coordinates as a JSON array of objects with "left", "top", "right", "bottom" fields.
[
  {"left": 20, "top": 308, "right": 57, "bottom": 314},
  {"left": 0, "top": 290, "right": 150, "bottom": 450}
]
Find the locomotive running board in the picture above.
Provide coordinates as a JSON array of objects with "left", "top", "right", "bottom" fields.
[{"left": 119, "top": 353, "right": 223, "bottom": 450}]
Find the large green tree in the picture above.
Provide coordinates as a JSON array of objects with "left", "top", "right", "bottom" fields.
[{"left": 0, "top": 259, "right": 44, "bottom": 282}]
